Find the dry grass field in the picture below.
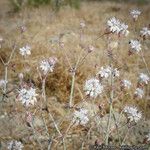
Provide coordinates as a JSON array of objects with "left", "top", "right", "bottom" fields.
[{"left": 0, "top": 0, "right": 150, "bottom": 149}]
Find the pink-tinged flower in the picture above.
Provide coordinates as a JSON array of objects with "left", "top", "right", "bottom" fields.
[
  {"left": 130, "top": 9, "right": 141, "bottom": 21},
  {"left": 7, "top": 140, "right": 24, "bottom": 150},
  {"left": 17, "top": 86, "right": 38, "bottom": 107},
  {"left": 40, "top": 57, "right": 57, "bottom": 75},
  {"left": 26, "top": 111, "right": 33, "bottom": 124},
  {"left": 20, "top": 25, "right": 27, "bottom": 33},
  {"left": 73, "top": 108, "right": 89, "bottom": 126},
  {"left": 19, "top": 45, "right": 31, "bottom": 56},
  {"left": 134, "top": 88, "right": 144, "bottom": 98},
  {"left": 124, "top": 106, "right": 142, "bottom": 123},
  {"left": 84, "top": 78, "right": 103, "bottom": 98},
  {"left": 87, "top": 45, "right": 94, "bottom": 53},
  {"left": 129, "top": 40, "right": 141, "bottom": 53}
]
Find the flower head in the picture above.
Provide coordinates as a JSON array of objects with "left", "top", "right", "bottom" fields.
[
  {"left": 73, "top": 108, "right": 89, "bottom": 126},
  {"left": 19, "top": 45, "right": 31, "bottom": 56},
  {"left": 7, "top": 140, "right": 24, "bottom": 150},
  {"left": 97, "top": 66, "right": 119, "bottom": 79},
  {"left": 84, "top": 78, "right": 103, "bottom": 98},
  {"left": 124, "top": 106, "right": 142, "bottom": 123},
  {"left": 130, "top": 9, "right": 141, "bottom": 21},
  {"left": 17, "top": 86, "right": 38, "bottom": 107},
  {"left": 40, "top": 57, "right": 57, "bottom": 75},
  {"left": 140, "top": 27, "right": 150, "bottom": 39},
  {"left": 80, "top": 21, "right": 86, "bottom": 28},
  {"left": 139, "top": 73, "right": 149, "bottom": 84},
  {"left": 121, "top": 79, "right": 132, "bottom": 89},
  {"left": 129, "top": 40, "right": 141, "bottom": 53},
  {"left": 107, "top": 17, "right": 129, "bottom": 36},
  {"left": 134, "top": 88, "right": 144, "bottom": 98}
]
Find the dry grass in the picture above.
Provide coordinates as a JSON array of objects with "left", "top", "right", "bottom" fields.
[{"left": 0, "top": 0, "right": 150, "bottom": 149}]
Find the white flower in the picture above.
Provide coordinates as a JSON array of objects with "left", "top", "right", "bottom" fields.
[
  {"left": 98, "top": 66, "right": 111, "bottom": 79},
  {"left": 113, "top": 68, "right": 120, "bottom": 77},
  {"left": 0, "top": 79, "right": 7, "bottom": 89},
  {"left": 124, "top": 106, "right": 142, "bottom": 123},
  {"left": 120, "top": 23, "right": 129, "bottom": 36},
  {"left": 7, "top": 140, "right": 24, "bottom": 150},
  {"left": 107, "top": 17, "right": 129, "bottom": 36},
  {"left": 19, "top": 45, "right": 31, "bottom": 56},
  {"left": 80, "top": 21, "right": 86, "bottom": 28},
  {"left": 97, "top": 66, "right": 119, "bottom": 79},
  {"left": 140, "top": 27, "right": 150, "bottom": 38},
  {"left": 139, "top": 73, "right": 149, "bottom": 84},
  {"left": 107, "top": 17, "right": 121, "bottom": 34},
  {"left": 40, "top": 57, "right": 57, "bottom": 75},
  {"left": 134, "top": 88, "right": 144, "bottom": 98},
  {"left": 18, "top": 73, "right": 24, "bottom": 80},
  {"left": 84, "top": 78, "right": 103, "bottom": 98},
  {"left": 146, "top": 132, "right": 150, "bottom": 141},
  {"left": 129, "top": 40, "right": 141, "bottom": 53},
  {"left": 121, "top": 79, "right": 132, "bottom": 89},
  {"left": 73, "top": 108, "right": 89, "bottom": 126},
  {"left": 88, "top": 45, "right": 94, "bottom": 53},
  {"left": 17, "top": 87, "right": 38, "bottom": 106},
  {"left": 0, "top": 37, "right": 3, "bottom": 43},
  {"left": 130, "top": 9, "right": 141, "bottom": 20}
]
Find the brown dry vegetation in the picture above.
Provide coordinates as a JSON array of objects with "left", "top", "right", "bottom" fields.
[{"left": 0, "top": 0, "right": 150, "bottom": 149}]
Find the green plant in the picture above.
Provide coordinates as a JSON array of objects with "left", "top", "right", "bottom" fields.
[{"left": 9, "top": 0, "right": 81, "bottom": 12}]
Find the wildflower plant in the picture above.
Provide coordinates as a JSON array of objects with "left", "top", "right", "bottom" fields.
[{"left": 1, "top": 3, "right": 150, "bottom": 149}]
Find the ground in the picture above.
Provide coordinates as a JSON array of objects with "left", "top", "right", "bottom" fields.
[{"left": 0, "top": 0, "right": 150, "bottom": 149}]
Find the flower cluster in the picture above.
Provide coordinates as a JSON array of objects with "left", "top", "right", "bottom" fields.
[
  {"left": 7, "top": 140, "right": 24, "bottom": 150},
  {"left": 121, "top": 79, "right": 132, "bottom": 89},
  {"left": 134, "top": 88, "right": 144, "bottom": 99},
  {"left": 107, "top": 17, "right": 129, "bottom": 36},
  {"left": 19, "top": 45, "right": 31, "bottom": 56},
  {"left": 73, "top": 108, "right": 89, "bottom": 126},
  {"left": 139, "top": 73, "right": 149, "bottom": 85},
  {"left": 130, "top": 9, "right": 141, "bottom": 21},
  {"left": 17, "top": 86, "right": 38, "bottom": 106},
  {"left": 84, "top": 78, "right": 103, "bottom": 98},
  {"left": 129, "top": 40, "right": 141, "bottom": 53},
  {"left": 140, "top": 27, "right": 150, "bottom": 39},
  {"left": 124, "top": 106, "right": 142, "bottom": 123},
  {"left": 39, "top": 57, "right": 57, "bottom": 75},
  {"left": 97, "top": 66, "right": 119, "bottom": 79}
]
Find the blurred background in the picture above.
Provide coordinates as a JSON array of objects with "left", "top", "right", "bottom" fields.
[{"left": 7, "top": 0, "right": 150, "bottom": 12}]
